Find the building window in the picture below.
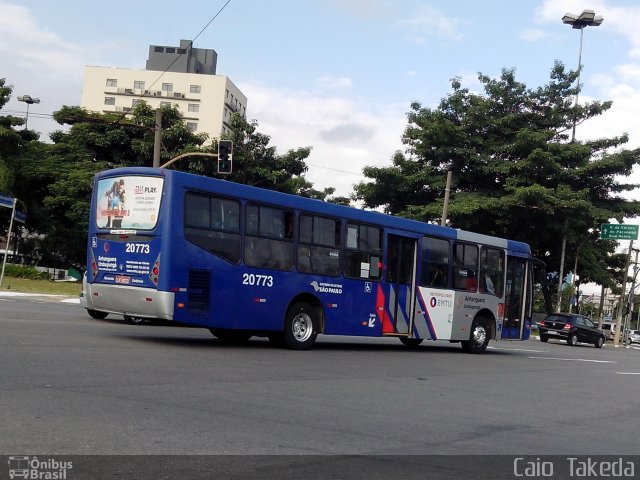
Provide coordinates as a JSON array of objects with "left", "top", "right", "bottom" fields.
[
  {"left": 132, "top": 99, "right": 141, "bottom": 107},
  {"left": 166, "top": 47, "right": 175, "bottom": 54},
  {"left": 186, "top": 122, "right": 198, "bottom": 132},
  {"left": 162, "top": 83, "right": 173, "bottom": 92},
  {"left": 190, "top": 85, "right": 201, "bottom": 94},
  {"left": 160, "top": 101, "right": 171, "bottom": 106},
  {"left": 154, "top": 46, "right": 163, "bottom": 52},
  {"left": 104, "top": 96, "right": 115, "bottom": 105},
  {"left": 226, "top": 89, "right": 229, "bottom": 99},
  {"left": 106, "top": 78, "right": 117, "bottom": 87},
  {"left": 188, "top": 104, "right": 199, "bottom": 113},
  {"left": 134, "top": 81, "right": 145, "bottom": 90}
]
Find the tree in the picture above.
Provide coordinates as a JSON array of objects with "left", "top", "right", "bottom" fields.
[
  {"left": 219, "top": 114, "right": 349, "bottom": 203},
  {"left": 0, "top": 78, "right": 45, "bottom": 259},
  {"left": 355, "top": 62, "right": 640, "bottom": 290}
]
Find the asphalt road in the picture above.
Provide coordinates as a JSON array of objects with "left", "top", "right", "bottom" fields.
[{"left": 2, "top": 294, "right": 640, "bottom": 457}]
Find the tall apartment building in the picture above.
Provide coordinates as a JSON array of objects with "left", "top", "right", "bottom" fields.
[{"left": 81, "top": 40, "right": 247, "bottom": 141}]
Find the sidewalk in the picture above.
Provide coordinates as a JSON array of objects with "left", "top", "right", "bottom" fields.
[{"left": 0, "top": 290, "right": 79, "bottom": 303}]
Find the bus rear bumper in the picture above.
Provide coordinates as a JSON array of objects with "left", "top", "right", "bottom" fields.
[{"left": 85, "top": 282, "right": 175, "bottom": 320}]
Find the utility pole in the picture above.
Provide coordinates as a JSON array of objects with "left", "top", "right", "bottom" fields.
[
  {"left": 153, "top": 109, "right": 162, "bottom": 168},
  {"left": 441, "top": 170, "right": 452, "bottom": 227},
  {"left": 556, "top": 218, "right": 568, "bottom": 312},
  {"left": 614, "top": 241, "right": 633, "bottom": 346}
]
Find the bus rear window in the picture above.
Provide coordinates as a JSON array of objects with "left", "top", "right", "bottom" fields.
[{"left": 95, "top": 176, "right": 164, "bottom": 230}]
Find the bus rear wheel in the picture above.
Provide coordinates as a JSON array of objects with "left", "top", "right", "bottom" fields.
[
  {"left": 209, "top": 328, "right": 252, "bottom": 345},
  {"left": 461, "top": 317, "right": 491, "bottom": 354},
  {"left": 87, "top": 309, "right": 108, "bottom": 320},
  {"left": 124, "top": 315, "right": 144, "bottom": 325},
  {"left": 283, "top": 302, "right": 318, "bottom": 350}
]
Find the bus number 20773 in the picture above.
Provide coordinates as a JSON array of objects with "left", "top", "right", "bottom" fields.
[{"left": 242, "top": 273, "right": 274, "bottom": 287}]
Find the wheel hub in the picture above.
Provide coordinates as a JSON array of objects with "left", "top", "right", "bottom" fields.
[
  {"left": 472, "top": 326, "right": 487, "bottom": 346},
  {"left": 292, "top": 313, "right": 313, "bottom": 342}
]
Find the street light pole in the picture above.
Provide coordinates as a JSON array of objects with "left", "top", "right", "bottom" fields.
[
  {"left": 562, "top": 9, "right": 604, "bottom": 142},
  {"left": 555, "top": 10, "right": 603, "bottom": 313},
  {"left": 17, "top": 94, "right": 41, "bottom": 130}
]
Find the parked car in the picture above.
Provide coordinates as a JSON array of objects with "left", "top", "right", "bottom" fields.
[
  {"left": 538, "top": 313, "right": 606, "bottom": 348},
  {"left": 626, "top": 329, "right": 640, "bottom": 345}
]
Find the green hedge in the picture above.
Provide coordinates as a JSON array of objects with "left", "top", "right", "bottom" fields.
[{"left": 3, "top": 264, "right": 51, "bottom": 280}]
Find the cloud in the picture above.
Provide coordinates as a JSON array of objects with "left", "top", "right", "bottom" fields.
[
  {"left": 0, "top": 2, "right": 85, "bottom": 79},
  {"left": 397, "top": 6, "right": 463, "bottom": 44},
  {"left": 315, "top": 76, "right": 353, "bottom": 90},
  {"left": 239, "top": 80, "right": 407, "bottom": 197},
  {"left": 319, "top": 122, "right": 375, "bottom": 144}
]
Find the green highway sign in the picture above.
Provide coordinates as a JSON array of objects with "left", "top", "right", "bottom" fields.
[{"left": 600, "top": 223, "right": 639, "bottom": 240}]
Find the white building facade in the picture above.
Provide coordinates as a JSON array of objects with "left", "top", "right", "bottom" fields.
[{"left": 80, "top": 41, "right": 247, "bottom": 142}]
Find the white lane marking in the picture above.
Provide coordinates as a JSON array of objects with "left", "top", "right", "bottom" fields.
[
  {"left": 616, "top": 372, "right": 640, "bottom": 375},
  {"left": 528, "top": 356, "right": 616, "bottom": 364},
  {"left": 488, "top": 346, "right": 549, "bottom": 353},
  {"left": 61, "top": 298, "right": 80, "bottom": 304}
]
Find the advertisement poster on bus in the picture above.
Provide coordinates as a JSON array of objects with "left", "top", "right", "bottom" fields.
[{"left": 95, "top": 176, "right": 164, "bottom": 230}]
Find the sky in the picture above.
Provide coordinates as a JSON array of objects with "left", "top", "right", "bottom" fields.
[{"left": 2, "top": 0, "right": 640, "bottom": 200}]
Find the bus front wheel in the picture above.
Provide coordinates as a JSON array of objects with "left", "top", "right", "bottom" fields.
[
  {"left": 461, "top": 317, "right": 491, "bottom": 354},
  {"left": 283, "top": 303, "right": 318, "bottom": 350}
]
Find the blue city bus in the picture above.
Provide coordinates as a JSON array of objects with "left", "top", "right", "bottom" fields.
[{"left": 84, "top": 167, "right": 535, "bottom": 353}]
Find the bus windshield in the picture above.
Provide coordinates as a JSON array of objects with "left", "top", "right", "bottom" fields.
[{"left": 95, "top": 175, "right": 164, "bottom": 230}]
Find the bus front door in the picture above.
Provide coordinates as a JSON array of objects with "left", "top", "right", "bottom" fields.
[
  {"left": 502, "top": 256, "right": 531, "bottom": 340},
  {"left": 383, "top": 235, "right": 417, "bottom": 336}
]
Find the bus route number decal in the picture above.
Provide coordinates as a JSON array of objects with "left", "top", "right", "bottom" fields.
[
  {"left": 242, "top": 273, "right": 274, "bottom": 287},
  {"left": 125, "top": 243, "right": 150, "bottom": 254}
]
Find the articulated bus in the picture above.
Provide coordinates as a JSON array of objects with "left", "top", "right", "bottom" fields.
[{"left": 84, "top": 167, "right": 536, "bottom": 353}]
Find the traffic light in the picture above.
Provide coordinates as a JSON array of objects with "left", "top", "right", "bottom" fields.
[{"left": 218, "top": 140, "right": 233, "bottom": 174}]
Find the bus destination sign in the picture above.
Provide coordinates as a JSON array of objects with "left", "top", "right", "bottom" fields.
[{"left": 600, "top": 223, "right": 639, "bottom": 240}]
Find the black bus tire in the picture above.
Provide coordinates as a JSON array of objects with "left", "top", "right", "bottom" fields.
[
  {"left": 461, "top": 317, "right": 491, "bottom": 354},
  {"left": 87, "top": 309, "right": 108, "bottom": 320},
  {"left": 209, "top": 328, "right": 252, "bottom": 344},
  {"left": 400, "top": 337, "right": 423, "bottom": 348},
  {"left": 283, "top": 302, "right": 318, "bottom": 350},
  {"left": 124, "top": 315, "right": 144, "bottom": 325}
]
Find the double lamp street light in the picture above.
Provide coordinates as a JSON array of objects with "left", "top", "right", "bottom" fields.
[
  {"left": 17, "top": 94, "right": 40, "bottom": 130},
  {"left": 555, "top": 9, "right": 603, "bottom": 313}
]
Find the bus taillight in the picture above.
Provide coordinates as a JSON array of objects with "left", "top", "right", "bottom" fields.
[{"left": 149, "top": 254, "right": 161, "bottom": 285}]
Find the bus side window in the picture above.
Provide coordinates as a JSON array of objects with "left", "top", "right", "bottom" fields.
[
  {"left": 420, "top": 237, "right": 449, "bottom": 288},
  {"left": 453, "top": 243, "right": 478, "bottom": 292},
  {"left": 297, "top": 214, "right": 341, "bottom": 277},
  {"left": 480, "top": 247, "right": 504, "bottom": 297},
  {"left": 244, "top": 204, "right": 294, "bottom": 271},
  {"left": 344, "top": 224, "right": 383, "bottom": 280}
]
